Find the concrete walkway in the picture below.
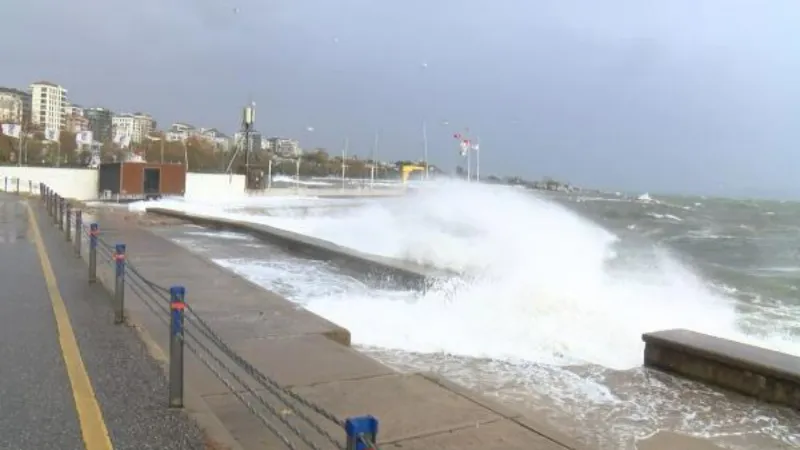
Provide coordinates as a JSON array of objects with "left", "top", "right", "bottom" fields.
[{"left": 0, "top": 193, "right": 206, "bottom": 450}]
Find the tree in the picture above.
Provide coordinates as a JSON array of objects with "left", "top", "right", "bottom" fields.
[{"left": 58, "top": 131, "right": 77, "bottom": 156}]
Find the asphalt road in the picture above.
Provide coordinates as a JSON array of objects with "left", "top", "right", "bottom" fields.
[{"left": 0, "top": 193, "right": 207, "bottom": 450}]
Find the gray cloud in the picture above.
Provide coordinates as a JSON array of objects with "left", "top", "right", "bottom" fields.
[{"left": 3, "top": 0, "right": 799, "bottom": 196}]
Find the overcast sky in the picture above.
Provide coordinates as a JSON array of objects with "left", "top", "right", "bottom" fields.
[{"left": 4, "top": 0, "right": 800, "bottom": 196}]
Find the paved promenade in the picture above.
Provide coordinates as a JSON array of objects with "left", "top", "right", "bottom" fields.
[
  {"left": 0, "top": 193, "right": 206, "bottom": 450},
  {"left": 21, "top": 190, "right": 724, "bottom": 450}
]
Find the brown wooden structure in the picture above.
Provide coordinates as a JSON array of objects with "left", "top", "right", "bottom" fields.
[{"left": 98, "top": 162, "right": 186, "bottom": 200}]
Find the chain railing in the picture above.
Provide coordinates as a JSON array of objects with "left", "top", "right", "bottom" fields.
[{"left": 34, "top": 184, "right": 382, "bottom": 450}]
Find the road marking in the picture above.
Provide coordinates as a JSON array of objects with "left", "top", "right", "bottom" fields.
[{"left": 26, "top": 201, "right": 114, "bottom": 450}]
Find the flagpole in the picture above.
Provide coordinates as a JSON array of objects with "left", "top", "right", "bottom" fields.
[
  {"left": 466, "top": 144, "right": 471, "bottom": 182},
  {"left": 476, "top": 136, "right": 480, "bottom": 182}
]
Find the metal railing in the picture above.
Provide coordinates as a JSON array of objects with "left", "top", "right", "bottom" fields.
[{"left": 33, "top": 183, "right": 382, "bottom": 450}]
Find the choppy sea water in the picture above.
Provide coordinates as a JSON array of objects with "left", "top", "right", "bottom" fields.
[{"left": 141, "top": 181, "right": 800, "bottom": 449}]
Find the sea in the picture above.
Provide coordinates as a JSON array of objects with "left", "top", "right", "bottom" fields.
[{"left": 134, "top": 179, "right": 800, "bottom": 449}]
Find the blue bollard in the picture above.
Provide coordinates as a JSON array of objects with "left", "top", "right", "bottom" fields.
[
  {"left": 169, "top": 286, "right": 186, "bottom": 408},
  {"left": 345, "top": 415, "right": 379, "bottom": 450},
  {"left": 113, "top": 243, "right": 126, "bottom": 324},
  {"left": 88, "top": 223, "right": 99, "bottom": 283}
]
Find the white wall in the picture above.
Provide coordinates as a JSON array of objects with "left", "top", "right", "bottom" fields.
[
  {"left": 184, "top": 173, "right": 246, "bottom": 199},
  {"left": 0, "top": 166, "right": 98, "bottom": 200}
]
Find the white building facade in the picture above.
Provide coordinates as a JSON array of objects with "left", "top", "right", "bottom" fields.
[
  {"left": 30, "top": 81, "right": 67, "bottom": 130},
  {"left": 112, "top": 112, "right": 155, "bottom": 143},
  {"left": 0, "top": 91, "right": 24, "bottom": 124}
]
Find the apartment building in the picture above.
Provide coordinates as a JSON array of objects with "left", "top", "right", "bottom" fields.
[
  {"left": 132, "top": 113, "right": 155, "bottom": 142},
  {"left": 265, "top": 137, "right": 300, "bottom": 157},
  {"left": 112, "top": 112, "right": 155, "bottom": 143},
  {"left": 112, "top": 114, "right": 134, "bottom": 142},
  {"left": 84, "top": 107, "right": 113, "bottom": 143},
  {"left": 0, "top": 87, "right": 30, "bottom": 124},
  {"left": 166, "top": 122, "right": 197, "bottom": 141},
  {"left": 235, "top": 131, "right": 264, "bottom": 154},
  {"left": 30, "top": 81, "right": 67, "bottom": 130},
  {"left": 200, "top": 128, "right": 231, "bottom": 151},
  {"left": 64, "top": 104, "right": 89, "bottom": 132}
]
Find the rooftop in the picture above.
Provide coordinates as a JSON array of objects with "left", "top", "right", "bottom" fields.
[{"left": 30, "top": 81, "right": 61, "bottom": 88}]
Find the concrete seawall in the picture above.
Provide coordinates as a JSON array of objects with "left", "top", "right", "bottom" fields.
[
  {"left": 643, "top": 329, "right": 800, "bottom": 410},
  {"left": 146, "top": 207, "right": 451, "bottom": 290}
]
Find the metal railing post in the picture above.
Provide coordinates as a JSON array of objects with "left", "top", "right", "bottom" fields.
[
  {"left": 58, "top": 198, "right": 65, "bottom": 231},
  {"left": 29, "top": 180, "right": 32, "bottom": 194},
  {"left": 3, "top": 177, "right": 7, "bottom": 193},
  {"left": 53, "top": 195, "right": 60, "bottom": 224},
  {"left": 113, "top": 244, "right": 126, "bottom": 324},
  {"left": 88, "top": 223, "right": 98, "bottom": 283},
  {"left": 169, "top": 286, "right": 186, "bottom": 408},
  {"left": 65, "top": 205, "right": 72, "bottom": 241},
  {"left": 15, "top": 178, "right": 19, "bottom": 194},
  {"left": 345, "top": 416, "right": 379, "bottom": 450},
  {"left": 74, "top": 210, "right": 82, "bottom": 257}
]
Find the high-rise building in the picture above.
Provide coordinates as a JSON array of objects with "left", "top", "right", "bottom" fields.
[
  {"left": 84, "top": 107, "right": 113, "bottom": 143},
  {"left": 132, "top": 113, "right": 155, "bottom": 143},
  {"left": 29, "top": 81, "right": 68, "bottom": 130},
  {"left": 112, "top": 114, "right": 134, "bottom": 143}
]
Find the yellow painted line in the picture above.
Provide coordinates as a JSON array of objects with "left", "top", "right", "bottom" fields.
[{"left": 26, "top": 201, "right": 114, "bottom": 450}]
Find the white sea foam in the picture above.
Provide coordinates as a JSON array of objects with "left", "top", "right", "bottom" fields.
[{"left": 145, "top": 179, "right": 800, "bottom": 370}]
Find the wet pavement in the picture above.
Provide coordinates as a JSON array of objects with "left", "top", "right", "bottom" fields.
[{"left": 0, "top": 193, "right": 207, "bottom": 450}]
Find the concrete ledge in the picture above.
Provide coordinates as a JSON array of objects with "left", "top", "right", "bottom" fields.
[
  {"left": 147, "top": 207, "right": 450, "bottom": 290},
  {"left": 642, "top": 329, "right": 800, "bottom": 410}
]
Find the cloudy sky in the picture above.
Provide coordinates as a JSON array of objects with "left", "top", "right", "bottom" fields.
[{"left": 5, "top": 0, "right": 800, "bottom": 196}]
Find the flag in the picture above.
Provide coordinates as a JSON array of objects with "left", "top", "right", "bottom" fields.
[
  {"left": 1, "top": 124, "right": 20, "bottom": 138},
  {"left": 113, "top": 131, "right": 131, "bottom": 147},
  {"left": 44, "top": 128, "right": 60, "bottom": 142},
  {"left": 459, "top": 140, "right": 469, "bottom": 156},
  {"left": 76, "top": 130, "right": 93, "bottom": 145}
]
